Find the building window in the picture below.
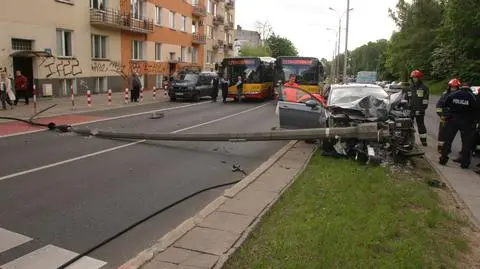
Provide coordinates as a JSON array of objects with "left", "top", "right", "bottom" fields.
[
  {"left": 132, "top": 0, "right": 144, "bottom": 19},
  {"left": 155, "top": 43, "right": 162, "bottom": 61},
  {"left": 192, "top": 22, "right": 197, "bottom": 34},
  {"left": 206, "top": 26, "right": 213, "bottom": 39},
  {"left": 181, "top": 47, "right": 186, "bottom": 62},
  {"left": 192, "top": 0, "right": 199, "bottom": 5},
  {"left": 63, "top": 79, "right": 74, "bottom": 96},
  {"left": 192, "top": 47, "right": 197, "bottom": 64},
  {"left": 155, "top": 6, "right": 162, "bottom": 25},
  {"left": 207, "top": 0, "right": 212, "bottom": 13},
  {"left": 11, "top": 39, "right": 32, "bottom": 51},
  {"left": 181, "top": 15, "right": 186, "bottom": 32},
  {"left": 169, "top": 11, "right": 176, "bottom": 29},
  {"left": 155, "top": 74, "right": 163, "bottom": 88},
  {"left": 91, "top": 35, "right": 107, "bottom": 59},
  {"left": 132, "top": 40, "right": 143, "bottom": 60},
  {"left": 225, "top": 32, "right": 228, "bottom": 42},
  {"left": 94, "top": 77, "right": 107, "bottom": 93},
  {"left": 90, "top": 0, "right": 105, "bottom": 9},
  {"left": 206, "top": 50, "right": 213, "bottom": 64},
  {"left": 169, "top": 52, "right": 176, "bottom": 61},
  {"left": 56, "top": 29, "right": 73, "bottom": 57},
  {"left": 213, "top": 3, "right": 217, "bottom": 16}
]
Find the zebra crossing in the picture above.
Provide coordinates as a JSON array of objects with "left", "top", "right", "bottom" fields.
[{"left": 0, "top": 228, "right": 107, "bottom": 269}]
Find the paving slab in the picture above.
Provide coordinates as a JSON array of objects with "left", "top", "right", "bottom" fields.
[
  {"left": 198, "top": 211, "right": 256, "bottom": 234},
  {"left": 152, "top": 247, "right": 218, "bottom": 268},
  {"left": 174, "top": 227, "right": 239, "bottom": 256},
  {"left": 217, "top": 189, "right": 277, "bottom": 217}
]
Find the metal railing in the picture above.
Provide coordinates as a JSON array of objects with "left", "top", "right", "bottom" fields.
[
  {"left": 192, "top": 34, "right": 207, "bottom": 44},
  {"left": 224, "top": 43, "right": 233, "bottom": 51},
  {"left": 192, "top": 4, "right": 207, "bottom": 17},
  {"left": 225, "top": 0, "right": 234, "bottom": 9},
  {"left": 90, "top": 8, "right": 154, "bottom": 33},
  {"left": 213, "top": 15, "right": 225, "bottom": 25}
]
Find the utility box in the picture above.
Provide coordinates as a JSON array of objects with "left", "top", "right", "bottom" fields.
[{"left": 42, "top": 84, "right": 53, "bottom": 97}]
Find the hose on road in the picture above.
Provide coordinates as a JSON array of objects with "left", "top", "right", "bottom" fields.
[{"left": 56, "top": 179, "right": 241, "bottom": 269}]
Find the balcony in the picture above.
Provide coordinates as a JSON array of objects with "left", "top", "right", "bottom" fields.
[
  {"left": 217, "top": 40, "right": 225, "bottom": 46},
  {"left": 90, "top": 8, "right": 154, "bottom": 34},
  {"left": 192, "top": 4, "right": 206, "bottom": 17},
  {"left": 223, "top": 43, "right": 233, "bottom": 51},
  {"left": 224, "top": 21, "right": 234, "bottom": 30},
  {"left": 192, "top": 34, "right": 206, "bottom": 44},
  {"left": 225, "top": 0, "right": 234, "bottom": 9},
  {"left": 212, "top": 44, "right": 220, "bottom": 50},
  {"left": 212, "top": 15, "right": 224, "bottom": 26}
]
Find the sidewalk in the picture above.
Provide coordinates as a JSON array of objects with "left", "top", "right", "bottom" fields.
[
  {"left": 119, "top": 141, "right": 315, "bottom": 269},
  {"left": 0, "top": 89, "right": 168, "bottom": 123},
  {"left": 423, "top": 134, "right": 480, "bottom": 228}
]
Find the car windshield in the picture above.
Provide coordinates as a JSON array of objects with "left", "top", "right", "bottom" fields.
[
  {"left": 329, "top": 86, "right": 388, "bottom": 105},
  {"left": 183, "top": 74, "right": 199, "bottom": 82}
]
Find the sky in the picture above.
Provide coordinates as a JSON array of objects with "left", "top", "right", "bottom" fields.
[{"left": 235, "top": 0, "right": 399, "bottom": 60}]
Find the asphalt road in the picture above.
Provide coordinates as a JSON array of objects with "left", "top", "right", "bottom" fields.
[{"left": 0, "top": 100, "right": 286, "bottom": 269}]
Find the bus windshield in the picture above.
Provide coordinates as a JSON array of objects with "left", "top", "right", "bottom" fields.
[
  {"left": 226, "top": 59, "right": 261, "bottom": 83},
  {"left": 281, "top": 64, "right": 317, "bottom": 85}
]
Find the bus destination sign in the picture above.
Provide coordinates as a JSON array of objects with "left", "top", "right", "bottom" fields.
[
  {"left": 228, "top": 59, "right": 256, "bottom": 65},
  {"left": 282, "top": 59, "right": 314, "bottom": 65}
]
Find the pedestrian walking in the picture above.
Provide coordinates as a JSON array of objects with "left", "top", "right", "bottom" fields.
[
  {"left": 406, "top": 69, "right": 430, "bottom": 146},
  {"left": 439, "top": 85, "right": 477, "bottom": 169},
  {"left": 221, "top": 76, "right": 229, "bottom": 103},
  {"left": 0, "top": 72, "right": 15, "bottom": 110},
  {"left": 436, "top": 78, "right": 461, "bottom": 152},
  {"left": 14, "top": 70, "right": 29, "bottom": 105},
  {"left": 211, "top": 74, "right": 219, "bottom": 102},
  {"left": 131, "top": 72, "right": 142, "bottom": 103},
  {"left": 235, "top": 75, "right": 243, "bottom": 103}
]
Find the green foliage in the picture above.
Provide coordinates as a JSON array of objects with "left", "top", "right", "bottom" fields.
[
  {"left": 239, "top": 44, "right": 271, "bottom": 57},
  {"left": 328, "top": 0, "right": 480, "bottom": 86},
  {"left": 266, "top": 34, "right": 299, "bottom": 58}
]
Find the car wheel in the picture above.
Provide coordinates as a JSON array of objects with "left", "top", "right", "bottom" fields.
[{"left": 170, "top": 96, "right": 176, "bottom": 102}]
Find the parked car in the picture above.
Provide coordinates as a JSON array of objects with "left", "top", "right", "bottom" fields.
[{"left": 169, "top": 72, "right": 217, "bottom": 102}]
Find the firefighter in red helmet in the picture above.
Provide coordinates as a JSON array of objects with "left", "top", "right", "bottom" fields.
[
  {"left": 436, "top": 78, "right": 461, "bottom": 152},
  {"left": 407, "top": 69, "right": 430, "bottom": 146}
]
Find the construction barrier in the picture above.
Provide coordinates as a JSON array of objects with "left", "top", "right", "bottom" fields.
[
  {"left": 87, "top": 90, "right": 92, "bottom": 107},
  {"left": 108, "top": 89, "right": 112, "bottom": 105},
  {"left": 32, "top": 84, "right": 37, "bottom": 114},
  {"left": 140, "top": 88, "right": 144, "bottom": 103},
  {"left": 152, "top": 87, "right": 156, "bottom": 100},
  {"left": 124, "top": 88, "right": 129, "bottom": 104}
]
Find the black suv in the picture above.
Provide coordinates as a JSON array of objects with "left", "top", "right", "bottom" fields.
[{"left": 169, "top": 72, "right": 217, "bottom": 102}]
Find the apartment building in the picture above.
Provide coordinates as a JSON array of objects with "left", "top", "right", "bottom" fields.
[
  {"left": 204, "top": 0, "right": 235, "bottom": 70},
  {"left": 119, "top": 0, "right": 207, "bottom": 90},
  {"left": 0, "top": 0, "right": 123, "bottom": 97},
  {"left": 234, "top": 25, "right": 261, "bottom": 57}
]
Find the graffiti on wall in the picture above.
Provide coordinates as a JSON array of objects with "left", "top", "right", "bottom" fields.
[
  {"left": 91, "top": 60, "right": 169, "bottom": 80},
  {"left": 39, "top": 56, "right": 83, "bottom": 78}
]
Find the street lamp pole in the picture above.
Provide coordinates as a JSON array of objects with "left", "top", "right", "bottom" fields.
[
  {"left": 326, "top": 28, "right": 338, "bottom": 82},
  {"left": 336, "top": 18, "right": 341, "bottom": 83},
  {"left": 343, "top": 0, "right": 351, "bottom": 83}
]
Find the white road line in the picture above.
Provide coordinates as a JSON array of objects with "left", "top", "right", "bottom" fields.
[
  {"left": 0, "top": 102, "right": 271, "bottom": 182},
  {"left": 0, "top": 244, "right": 106, "bottom": 269},
  {"left": 0, "top": 101, "right": 209, "bottom": 139},
  {"left": 0, "top": 228, "right": 32, "bottom": 253}
]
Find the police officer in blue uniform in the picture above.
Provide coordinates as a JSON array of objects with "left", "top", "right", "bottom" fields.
[
  {"left": 436, "top": 79, "right": 461, "bottom": 153},
  {"left": 439, "top": 85, "right": 477, "bottom": 168}
]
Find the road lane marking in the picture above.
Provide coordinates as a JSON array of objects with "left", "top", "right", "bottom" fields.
[
  {"left": 0, "top": 244, "right": 106, "bottom": 269},
  {"left": 0, "top": 101, "right": 209, "bottom": 139},
  {"left": 0, "top": 228, "right": 32, "bottom": 253},
  {"left": 0, "top": 102, "right": 271, "bottom": 182}
]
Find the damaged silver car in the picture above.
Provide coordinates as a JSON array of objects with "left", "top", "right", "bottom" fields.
[{"left": 275, "top": 84, "right": 419, "bottom": 164}]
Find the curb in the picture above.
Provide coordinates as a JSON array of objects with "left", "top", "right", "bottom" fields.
[
  {"left": 118, "top": 140, "right": 299, "bottom": 269},
  {"left": 419, "top": 135, "right": 480, "bottom": 230},
  {"left": 213, "top": 143, "right": 317, "bottom": 269}
]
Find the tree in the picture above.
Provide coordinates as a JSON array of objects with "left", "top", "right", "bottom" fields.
[
  {"left": 254, "top": 20, "right": 274, "bottom": 43},
  {"left": 239, "top": 44, "right": 271, "bottom": 57},
  {"left": 266, "top": 34, "right": 298, "bottom": 58}
]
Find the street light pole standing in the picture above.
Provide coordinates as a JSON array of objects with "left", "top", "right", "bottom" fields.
[
  {"left": 343, "top": 0, "right": 351, "bottom": 83},
  {"left": 326, "top": 28, "right": 339, "bottom": 82},
  {"left": 329, "top": 6, "right": 353, "bottom": 83}
]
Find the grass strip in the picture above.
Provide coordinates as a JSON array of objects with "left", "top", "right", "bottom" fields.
[{"left": 224, "top": 153, "right": 471, "bottom": 269}]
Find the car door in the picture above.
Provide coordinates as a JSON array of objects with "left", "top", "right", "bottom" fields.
[
  {"left": 277, "top": 86, "right": 328, "bottom": 129},
  {"left": 196, "top": 75, "right": 209, "bottom": 97}
]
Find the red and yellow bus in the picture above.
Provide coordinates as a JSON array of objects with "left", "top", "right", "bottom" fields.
[
  {"left": 221, "top": 57, "right": 276, "bottom": 100},
  {"left": 274, "top": 56, "right": 325, "bottom": 94}
]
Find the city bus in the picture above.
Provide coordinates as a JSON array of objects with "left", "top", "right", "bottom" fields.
[
  {"left": 221, "top": 57, "right": 276, "bottom": 100},
  {"left": 274, "top": 56, "right": 325, "bottom": 94}
]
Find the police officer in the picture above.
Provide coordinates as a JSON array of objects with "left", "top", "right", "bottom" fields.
[
  {"left": 436, "top": 78, "right": 461, "bottom": 152},
  {"left": 407, "top": 70, "right": 430, "bottom": 146},
  {"left": 439, "top": 85, "right": 477, "bottom": 169}
]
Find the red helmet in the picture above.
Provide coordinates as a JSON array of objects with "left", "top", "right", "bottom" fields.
[
  {"left": 410, "top": 70, "right": 424, "bottom": 79},
  {"left": 448, "top": 78, "right": 461, "bottom": 88}
]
